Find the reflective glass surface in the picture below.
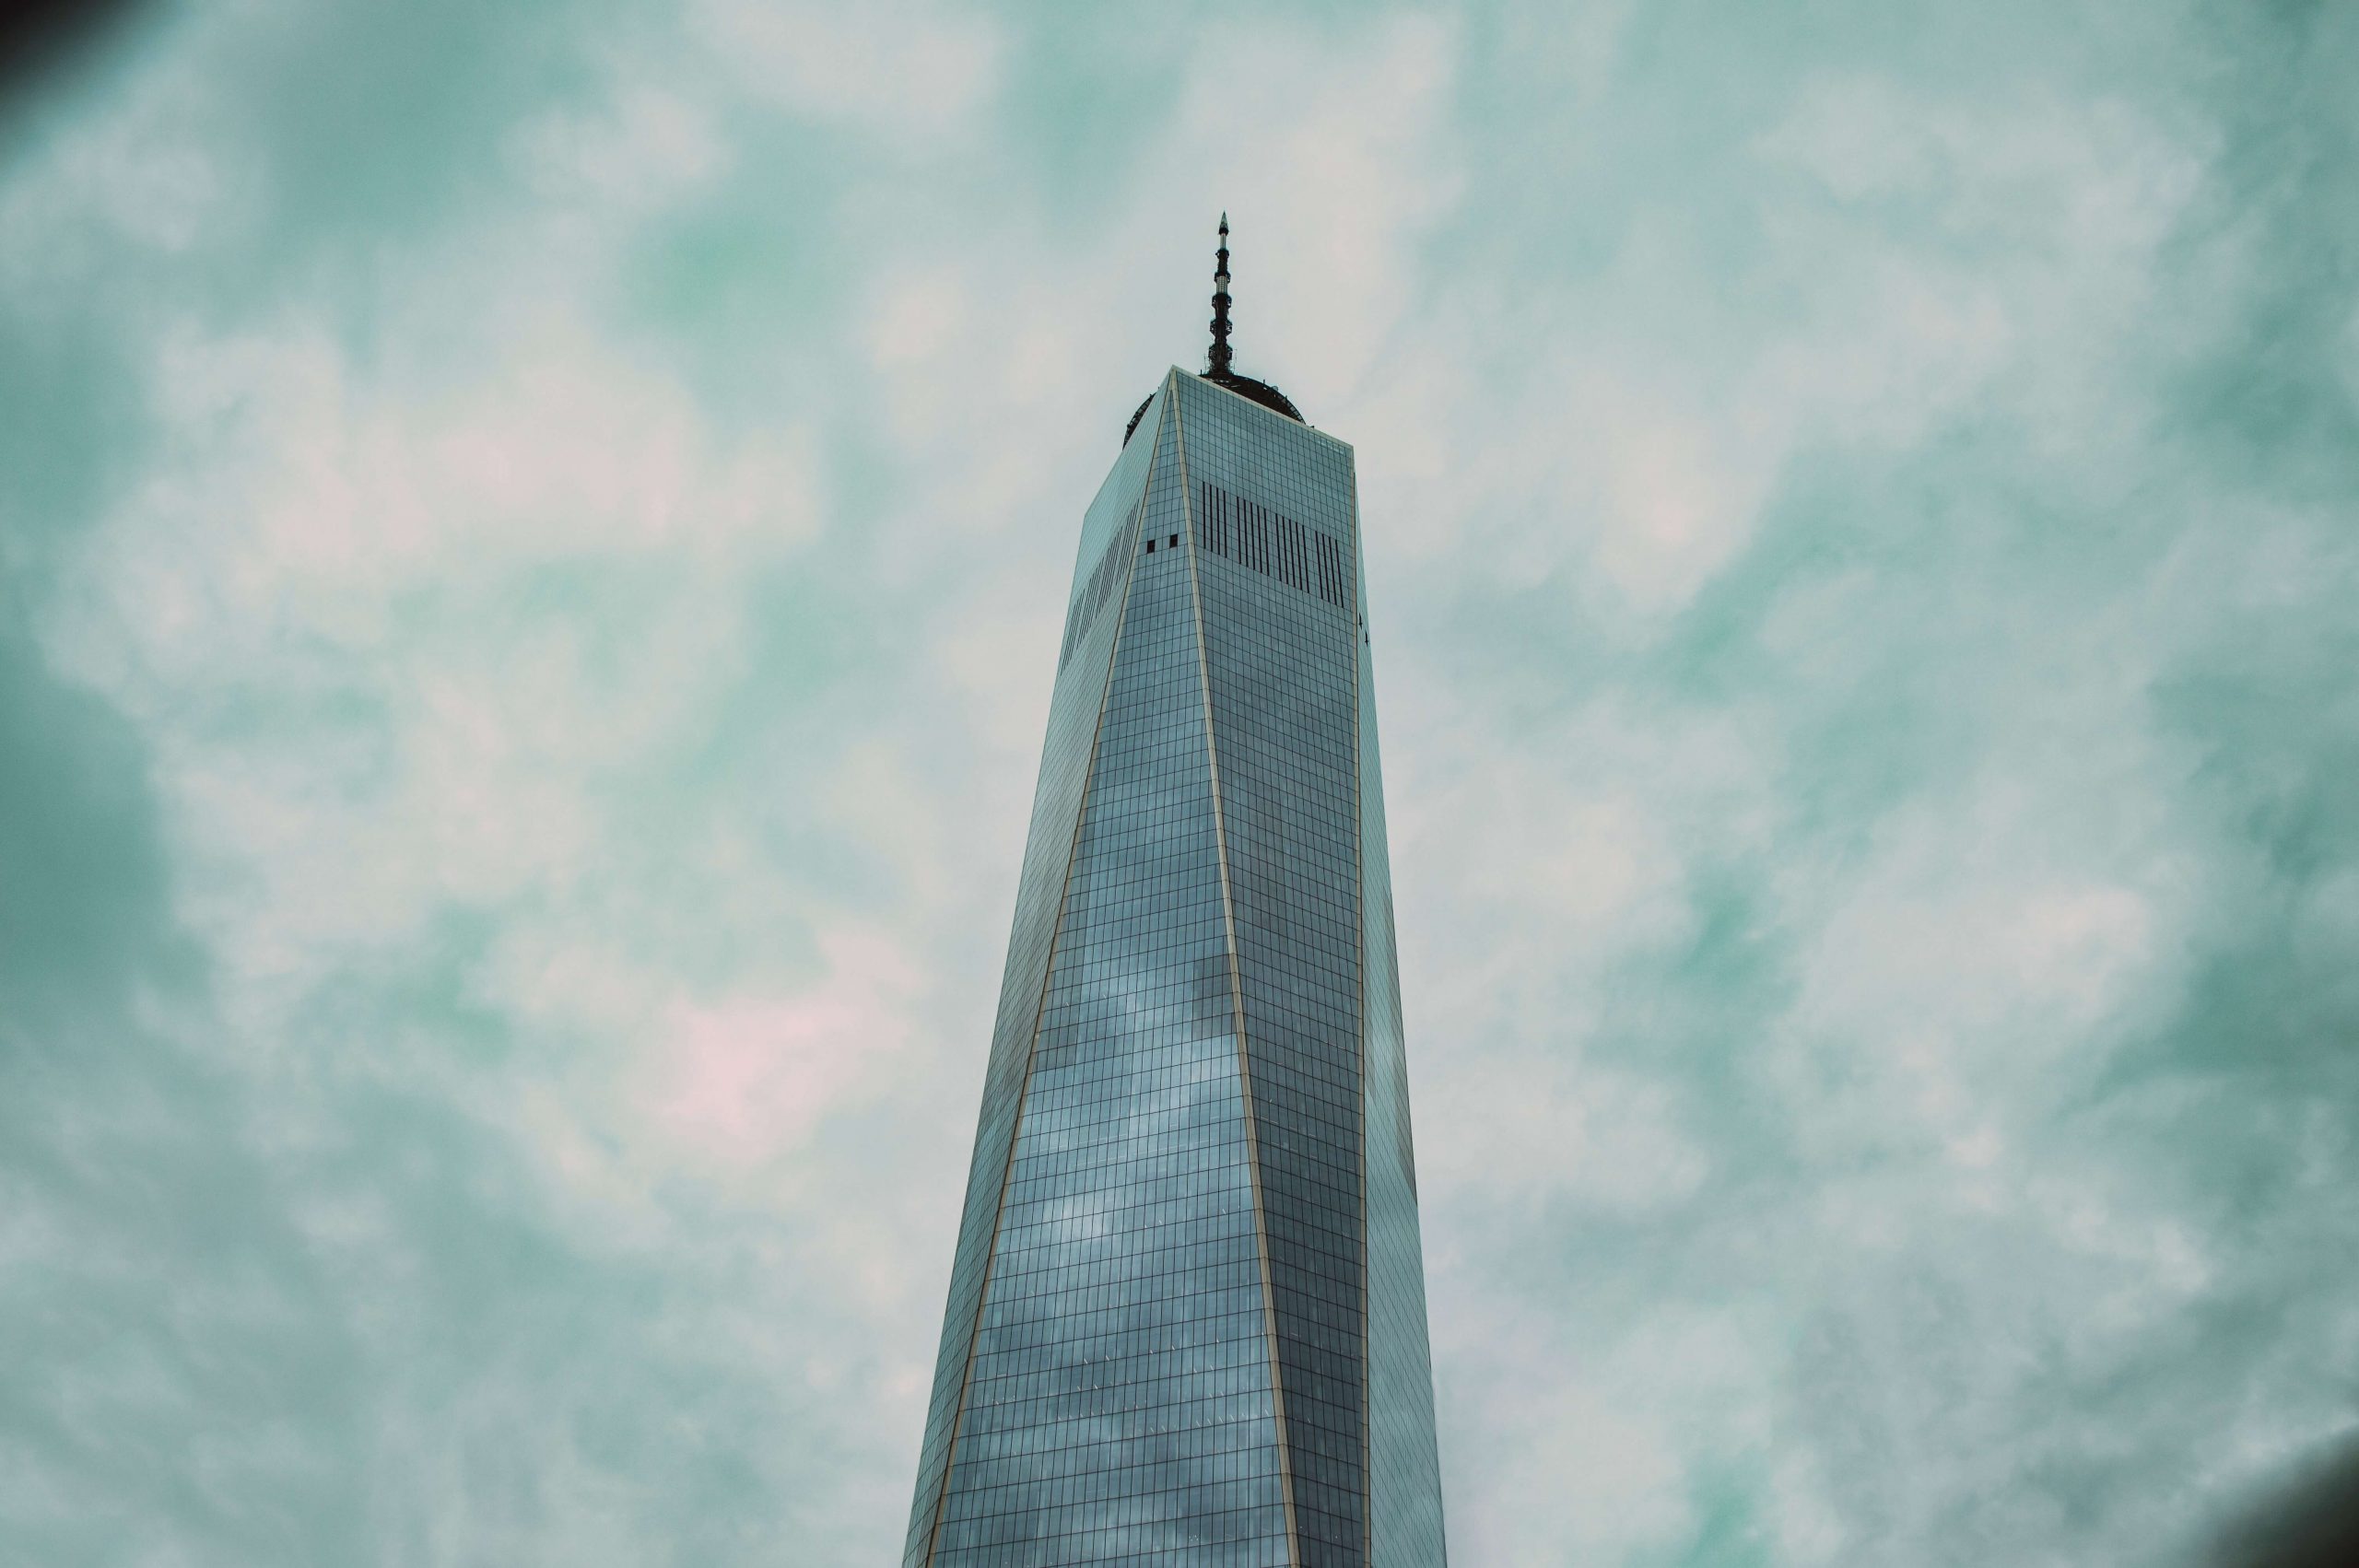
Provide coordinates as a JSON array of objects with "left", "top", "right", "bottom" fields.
[
  {"left": 903, "top": 393, "right": 1165, "bottom": 1562},
  {"left": 905, "top": 371, "right": 1446, "bottom": 1567},
  {"left": 1356, "top": 611, "right": 1449, "bottom": 1568},
  {"left": 1173, "top": 373, "right": 1369, "bottom": 1568},
  {"left": 933, "top": 397, "right": 1289, "bottom": 1568}
]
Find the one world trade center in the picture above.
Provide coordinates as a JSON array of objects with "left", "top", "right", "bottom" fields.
[{"left": 900, "top": 219, "right": 1449, "bottom": 1568}]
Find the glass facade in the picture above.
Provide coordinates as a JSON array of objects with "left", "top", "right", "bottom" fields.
[{"left": 905, "top": 370, "right": 1447, "bottom": 1568}]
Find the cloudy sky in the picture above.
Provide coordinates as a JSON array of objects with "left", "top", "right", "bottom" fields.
[{"left": 4, "top": 2, "right": 2357, "bottom": 1564}]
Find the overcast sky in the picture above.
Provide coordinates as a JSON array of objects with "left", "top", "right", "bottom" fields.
[{"left": 4, "top": 3, "right": 2357, "bottom": 1564}]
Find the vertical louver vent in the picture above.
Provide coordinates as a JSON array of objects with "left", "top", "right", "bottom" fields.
[
  {"left": 1314, "top": 531, "right": 1349, "bottom": 609},
  {"left": 1058, "top": 508, "right": 1143, "bottom": 670},
  {"left": 1194, "top": 482, "right": 1352, "bottom": 612}
]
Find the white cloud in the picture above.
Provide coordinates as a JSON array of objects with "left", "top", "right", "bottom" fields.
[
  {"left": 50, "top": 308, "right": 823, "bottom": 1006},
  {"left": 689, "top": 0, "right": 1003, "bottom": 142},
  {"left": 1168, "top": 12, "right": 1462, "bottom": 397},
  {"left": 7, "top": 4, "right": 2356, "bottom": 1566},
  {"left": 0, "top": 35, "right": 243, "bottom": 296},
  {"left": 660, "top": 933, "right": 914, "bottom": 1147},
  {"left": 510, "top": 84, "right": 730, "bottom": 210}
]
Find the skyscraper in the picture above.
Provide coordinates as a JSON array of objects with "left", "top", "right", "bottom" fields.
[{"left": 901, "top": 220, "right": 1447, "bottom": 1568}]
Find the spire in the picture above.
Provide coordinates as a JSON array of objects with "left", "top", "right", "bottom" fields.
[
  {"left": 1207, "top": 212, "right": 1234, "bottom": 378},
  {"left": 1122, "top": 209, "right": 1303, "bottom": 444}
]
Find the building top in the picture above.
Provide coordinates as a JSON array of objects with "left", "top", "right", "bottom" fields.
[{"left": 1124, "top": 215, "right": 1305, "bottom": 445}]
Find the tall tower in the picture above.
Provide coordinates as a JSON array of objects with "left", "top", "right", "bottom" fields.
[{"left": 902, "top": 221, "right": 1448, "bottom": 1568}]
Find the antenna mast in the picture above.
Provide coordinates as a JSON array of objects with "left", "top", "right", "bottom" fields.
[{"left": 1207, "top": 214, "right": 1234, "bottom": 377}]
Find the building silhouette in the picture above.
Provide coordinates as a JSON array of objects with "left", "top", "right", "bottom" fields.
[{"left": 902, "top": 220, "right": 1448, "bottom": 1568}]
